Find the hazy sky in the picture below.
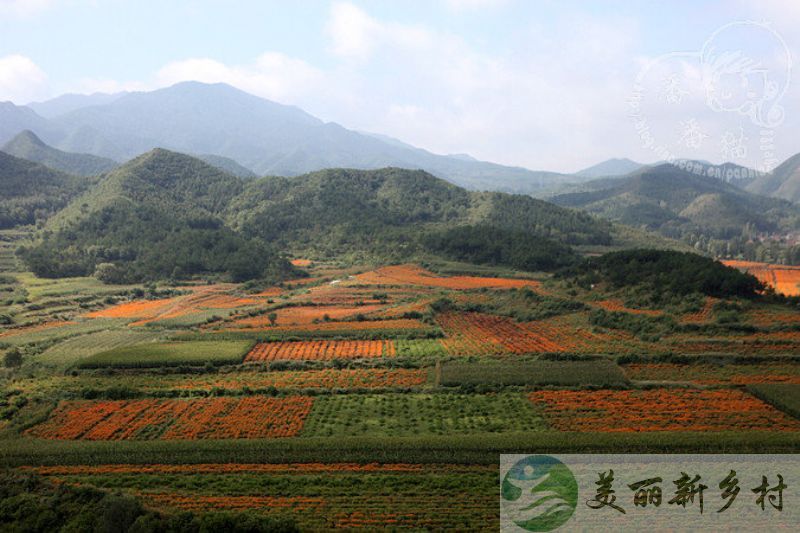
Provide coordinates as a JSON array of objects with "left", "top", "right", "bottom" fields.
[{"left": 1, "top": 0, "right": 798, "bottom": 172}]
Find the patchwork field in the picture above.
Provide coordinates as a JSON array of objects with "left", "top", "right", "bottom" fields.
[{"left": 2, "top": 260, "right": 800, "bottom": 530}]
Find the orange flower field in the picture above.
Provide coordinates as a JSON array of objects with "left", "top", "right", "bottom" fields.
[
  {"left": 231, "top": 305, "right": 384, "bottom": 328},
  {"left": 436, "top": 312, "right": 637, "bottom": 355},
  {"left": 86, "top": 298, "right": 175, "bottom": 319},
  {"left": 245, "top": 341, "right": 396, "bottom": 361},
  {"left": 26, "top": 397, "right": 313, "bottom": 440},
  {"left": 528, "top": 389, "right": 800, "bottom": 432},
  {"left": 723, "top": 260, "right": 800, "bottom": 296}
]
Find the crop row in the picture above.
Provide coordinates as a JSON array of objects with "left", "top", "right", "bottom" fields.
[
  {"left": 26, "top": 397, "right": 313, "bottom": 440},
  {"left": 245, "top": 340, "right": 395, "bottom": 361}
]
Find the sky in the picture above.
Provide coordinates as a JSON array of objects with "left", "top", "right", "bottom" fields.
[{"left": 0, "top": 0, "right": 799, "bottom": 173}]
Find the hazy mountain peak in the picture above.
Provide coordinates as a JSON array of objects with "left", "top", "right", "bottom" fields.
[{"left": 576, "top": 158, "right": 645, "bottom": 178}]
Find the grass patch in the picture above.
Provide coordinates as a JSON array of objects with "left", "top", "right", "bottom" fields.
[
  {"left": 440, "top": 359, "right": 629, "bottom": 387},
  {"left": 77, "top": 340, "right": 254, "bottom": 369}
]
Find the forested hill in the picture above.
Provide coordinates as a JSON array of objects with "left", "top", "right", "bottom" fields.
[
  {"left": 17, "top": 150, "right": 620, "bottom": 282},
  {"left": 227, "top": 167, "right": 613, "bottom": 252},
  {"left": 0, "top": 151, "right": 88, "bottom": 229},
  {"left": 20, "top": 149, "right": 289, "bottom": 282}
]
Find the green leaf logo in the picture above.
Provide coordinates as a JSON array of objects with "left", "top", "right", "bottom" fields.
[{"left": 501, "top": 455, "right": 578, "bottom": 531}]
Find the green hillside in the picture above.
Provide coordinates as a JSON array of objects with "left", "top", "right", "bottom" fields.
[
  {"left": 19, "top": 152, "right": 622, "bottom": 282},
  {"left": 228, "top": 167, "right": 612, "bottom": 258},
  {"left": 19, "top": 149, "right": 291, "bottom": 282},
  {"left": 0, "top": 151, "right": 88, "bottom": 229},
  {"left": 2, "top": 130, "right": 118, "bottom": 177}
]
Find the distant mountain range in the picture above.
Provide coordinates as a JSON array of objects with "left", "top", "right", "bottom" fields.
[
  {"left": 0, "top": 82, "right": 579, "bottom": 194},
  {"left": 1, "top": 80, "right": 799, "bottom": 207},
  {"left": 747, "top": 153, "right": 800, "bottom": 203},
  {"left": 550, "top": 163, "right": 800, "bottom": 240}
]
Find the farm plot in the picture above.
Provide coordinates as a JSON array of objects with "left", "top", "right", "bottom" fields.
[
  {"left": 353, "top": 264, "right": 540, "bottom": 290},
  {"left": 301, "top": 393, "right": 547, "bottom": 437},
  {"left": 10, "top": 368, "right": 430, "bottom": 395},
  {"left": 623, "top": 362, "right": 800, "bottom": 385},
  {"left": 395, "top": 339, "right": 448, "bottom": 357},
  {"left": 0, "top": 319, "right": 125, "bottom": 346},
  {"left": 748, "top": 384, "right": 800, "bottom": 420},
  {"left": 230, "top": 305, "right": 385, "bottom": 329},
  {"left": 440, "top": 360, "right": 629, "bottom": 387},
  {"left": 37, "top": 329, "right": 165, "bottom": 367},
  {"left": 28, "top": 464, "right": 498, "bottom": 531},
  {"left": 528, "top": 389, "right": 800, "bottom": 432},
  {"left": 0, "top": 320, "right": 76, "bottom": 340},
  {"left": 245, "top": 340, "right": 395, "bottom": 362},
  {"left": 77, "top": 340, "right": 253, "bottom": 368},
  {"left": 723, "top": 260, "right": 800, "bottom": 296},
  {"left": 26, "top": 396, "right": 313, "bottom": 440},
  {"left": 168, "top": 368, "right": 429, "bottom": 391},
  {"left": 86, "top": 298, "right": 176, "bottom": 319},
  {"left": 668, "top": 334, "right": 800, "bottom": 355},
  {"left": 437, "top": 312, "right": 591, "bottom": 355},
  {"left": 228, "top": 318, "right": 433, "bottom": 337}
]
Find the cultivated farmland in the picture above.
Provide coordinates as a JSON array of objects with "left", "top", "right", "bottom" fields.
[{"left": 3, "top": 259, "right": 800, "bottom": 530}]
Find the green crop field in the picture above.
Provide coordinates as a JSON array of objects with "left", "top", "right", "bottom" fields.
[
  {"left": 396, "top": 338, "right": 448, "bottom": 357},
  {"left": 36, "top": 329, "right": 166, "bottom": 367},
  {"left": 301, "top": 392, "right": 548, "bottom": 437},
  {"left": 748, "top": 384, "right": 800, "bottom": 420},
  {"left": 439, "top": 359, "right": 630, "bottom": 387},
  {"left": 76, "top": 340, "right": 255, "bottom": 368}
]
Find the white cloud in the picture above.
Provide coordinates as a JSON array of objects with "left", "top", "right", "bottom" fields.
[
  {"left": 444, "top": 0, "right": 509, "bottom": 11},
  {"left": 0, "top": 54, "right": 48, "bottom": 102},
  {"left": 0, "top": 0, "right": 55, "bottom": 18},
  {"left": 326, "top": 2, "right": 433, "bottom": 61}
]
